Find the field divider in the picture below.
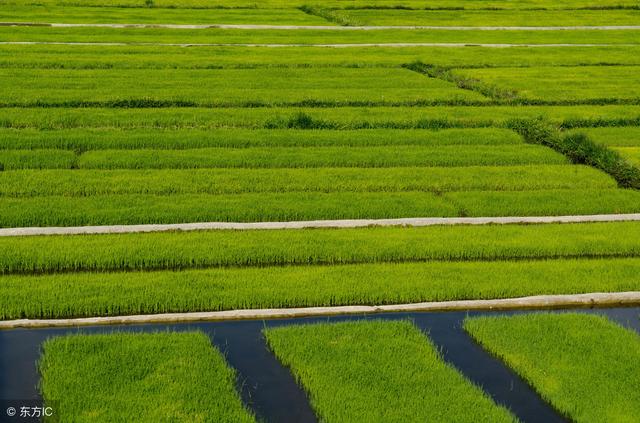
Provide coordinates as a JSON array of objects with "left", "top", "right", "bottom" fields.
[
  {"left": 2, "top": 291, "right": 639, "bottom": 329},
  {"left": 3, "top": 22, "right": 640, "bottom": 30},
  {"left": 1, "top": 41, "right": 635, "bottom": 48},
  {"left": 1, "top": 214, "right": 640, "bottom": 237}
]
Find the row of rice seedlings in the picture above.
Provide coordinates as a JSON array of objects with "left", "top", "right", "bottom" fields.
[
  {"left": 40, "top": 332, "right": 256, "bottom": 422},
  {"left": 452, "top": 65, "right": 640, "bottom": 103},
  {"left": 573, "top": 126, "right": 640, "bottom": 147},
  {"left": 3, "top": 45, "right": 640, "bottom": 70},
  {"left": 0, "top": 165, "right": 615, "bottom": 197},
  {"left": 0, "top": 67, "right": 487, "bottom": 108},
  {"left": 264, "top": 320, "right": 516, "bottom": 423},
  {"left": 75, "top": 145, "right": 566, "bottom": 169},
  {"left": 0, "top": 128, "right": 523, "bottom": 150},
  {"left": 1, "top": 106, "right": 638, "bottom": 130},
  {"left": 3, "top": 257, "right": 640, "bottom": 319},
  {"left": 2, "top": 25, "right": 638, "bottom": 46},
  {"left": 1, "top": 221, "right": 639, "bottom": 274},
  {"left": 0, "top": 149, "right": 75, "bottom": 170},
  {"left": 464, "top": 313, "right": 640, "bottom": 422},
  {"left": 1, "top": 189, "right": 638, "bottom": 228}
]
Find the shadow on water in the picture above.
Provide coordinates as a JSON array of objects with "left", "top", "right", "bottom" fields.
[{"left": 0, "top": 306, "right": 638, "bottom": 423}]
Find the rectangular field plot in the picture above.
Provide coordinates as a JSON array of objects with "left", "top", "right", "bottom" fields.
[
  {"left": 1, "top": 222, "right": 639, "bottom": 274},
  {"left": 264, "top": 320, "right": 515, "bottom": 423},
  {"left": 3, "top": 258, "right": 640, "bottom": 320},
  {"left": 573, "top": 126, "right": 640, "bottom": 168},
  {"left": 40, "top": 332, "right": 255, "bottom": 423},
  {"left": 3, "top": 6, "right": 332, "bottom": 25},
  {"left": 453, "top": 66, "right": 640, "bottom": 102},
  {"left": 0, "top": 67, "right": 488, "bottom": 107},
  {"left": 335, "top": 9, "right": 640, "bottom": 27},
  {"left": 464, "top": 313, "right": 640, "bottom": 423}
]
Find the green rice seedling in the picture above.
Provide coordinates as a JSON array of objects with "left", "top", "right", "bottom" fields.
[
  {"left": 0, "top": 149, "right": 76, "bottom": 169},
  {"left": 4, "top": 45, "right": 640, "bottom": 70},
  {"left": 611, "top": 147, "right": 640, "bottom": 166},
  {"left": 335, "top": 9, "right": 640, "bottom": 26},
  {"left": 0, "top": 192, "right": 459, "bottom": 227},
  {"left": 1, "top": 26, "right": 638, "bottom": 46},
  {"left": 264, "top": 320, "right": 516, "bottom": 422},
  {"left": 40, "top": 332, "right": 255, "bottom": 423},
  {"left": 0, "top": 128, "right": 523, "bottom": 150},
  {"left": 452, "top": 66, "right": 640, "bottom": 103},
  {"left": 1, "top": 106, "right": 639, "bottom": 130},
  {"left": 3, "top": 258, "right": 640, "bottom": 319},
  {"left": 0, "top": 165, "right": 616, "bottom": 198},
  {"left": 76, "top": 145, "right": 565, "bottom": 169},
  {"left": 575, "top": 126, "right": 640, "bottom": 147},
  {"left": 0, "top": 67, "right": 487, "bottom": 108},
  {"left": 1, "top": 222, "right": 639, "bottom": 274},
  {"left": 464, "top": 313, "right": 640, "bottom": 423},
  {"left": 444, "top": 188, "right": 640, "bottom": 216}
]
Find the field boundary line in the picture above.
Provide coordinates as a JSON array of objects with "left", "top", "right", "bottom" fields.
[
  {"left": 3, "top": 22, "right": 640, "bottom": 30},
  {"left": 1, "top": 41, "right": 635, "bottom": 48},
  {"left": 1, "top": 214, "right": 640, "bottom": 236},
  {"left": 2, "top": 292, "right": 639, "bottom": 329}
]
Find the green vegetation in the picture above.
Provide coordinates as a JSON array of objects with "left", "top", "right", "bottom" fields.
[
  {"left": 578, "top": 126, "right": 640, "bottom": 147},
  {"left": 455, "top": 66, "right": 640, "bottom": 103},
  {"left": 76, "top": 145, "right": 565, "bottom": 169},
  {"left": 465, "top": 313, "right": 640, "bottom": 423},
  {"left": 264, "top": 320, "right": 515, "bottom": 423},
  {"left": 1, "top": 222, "right": 640, "bottom": 274},
  {"left": 40, "top": 332, "right": 255, "bottom": 423},
  {"left": 3, "top": 258, "right": 640, "bottom": 319},
  {"left": 0, "top": 149, "right": 76, "bottom": 170},
  {"left": 0, "top": 67, "right": 487, "bottom": 107}
]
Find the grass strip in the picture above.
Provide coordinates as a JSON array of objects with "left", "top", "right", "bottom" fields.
[
  {"left": 76, "top": 145, "right": 565, "bottom": 169},
  {"left": 0, "top": 67, "right": 487, "bottom": 108},
  {"left": 3, "top": 258, "right": 640, "bottom": 319},
  {"left": 464, "top": 313, "right": 640, "bottom": 423},
  {"left": 264, "top": 320, "right": 515, "bottom": 422},
  {"left": 0, "top": 188, "right": 638, "bottom": 227},
  {"left": 612, "top": 147, "right": 640, "bottom": 166},
  {"left": 40, "top": 332, "right": 255, "bottom": 423},
  {"left": 0, "top": 165, "right": 615, "bottom": 198},
  {"left": 575, "top": 126, "right": 640, "bottom": 147},
  {"left": 1, "top": 222, "right": 640, "bottom": 274},
  {"left": 2, "top": 26, "right": 639, "bottom": 45},
  {"left": 0, "top": 149, "right": 76, "bottom": 170},
  {"left": 2, "top": 106, "right": 639, "bottom": 130},
  {"left": 453, "top": 65, "right": 640, "bottom": 103},
  {"left": 0, "top": 128, "right": 523, "bottom": 150},
  {"left": 4, "top": 45, "right": 640, "bottom": 70}
]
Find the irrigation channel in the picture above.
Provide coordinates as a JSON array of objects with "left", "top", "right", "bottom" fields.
[{"left": 1, "top": 307, "right": 638, "bottom": 422}]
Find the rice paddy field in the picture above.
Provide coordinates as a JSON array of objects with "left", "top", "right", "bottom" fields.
[{"left": 2, "top": 0, "right": 640, "bottom": 421}]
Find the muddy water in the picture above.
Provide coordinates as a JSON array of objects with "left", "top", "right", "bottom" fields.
[{"left": 1, "top": 307, "right": 637, "bottom": 422}]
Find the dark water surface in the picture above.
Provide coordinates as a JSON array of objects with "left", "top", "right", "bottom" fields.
[{"left": 1, "top": 306, "right": 638, "bottom": 422}]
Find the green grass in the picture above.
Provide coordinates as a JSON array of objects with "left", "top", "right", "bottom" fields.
[
  {"left": 2, "top": 0, "right": 636, "bottom": 10},
  {"left": 0, "top": 67, "right": 487, "bottom": 107},
  {"left": 2, "top": 106, "right": 639, "bottom": 130},
  {"left": 2, "top": 257, "right": 640, "bottom": 319},
  {"left": 40, "top": 332, "right": 255, "bottom": 423},
  {"left": 2, "top": 188, "right": 638, "bottom": 227},
  {"left": 5, "top": 45, "right": 640, "bottom": 69},
  {"left": 454, "top": 66, "right": 640, "bottom": 103},
  {"left": 264, "top": 320, "right": 515, "bottom": 423},
  {"left": 336, "top": 9, "right": 640, "bottom": 26},
  {"left": 76, "top": 145, "right": 566, "bottom": 169},
  {"left": 577, "top": 126, "right": 640, "bottom": 146},
  {"left": 612, "top": 147, "right": 640, "bottom": 166},
  {"left": 2, "top": 26, "right": 639, "bottom": 45},
  {"left": 4, "top": 6, "right": 331, "bottom": 25},
  {"left": 0, "top": 166, "right": 616, "bottom": 197},
  {"left": 0, "top": 128, "right": 523, "bottom": 150},
  {"left": 1, "top": 222, "right": 640, "bottom": 274},
  {"left": 0, "top": 149, "right": 76, "bottom": 170},
  {"left": 464, "top": 313, "right": 640, "bottom": 423}
]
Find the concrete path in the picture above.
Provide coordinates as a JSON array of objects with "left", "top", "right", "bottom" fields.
[
  {"left": 1, "top": 214, "right": 639, "bottom": 237},
  {"left": 1, "top": 41, "right": 634, "bottom": 48},
  {"left": 2, "top": 291, "right": 638, "bottom": 329},
  {"left": 3, "top": 22, "right": 640, "bottom": 30}
]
